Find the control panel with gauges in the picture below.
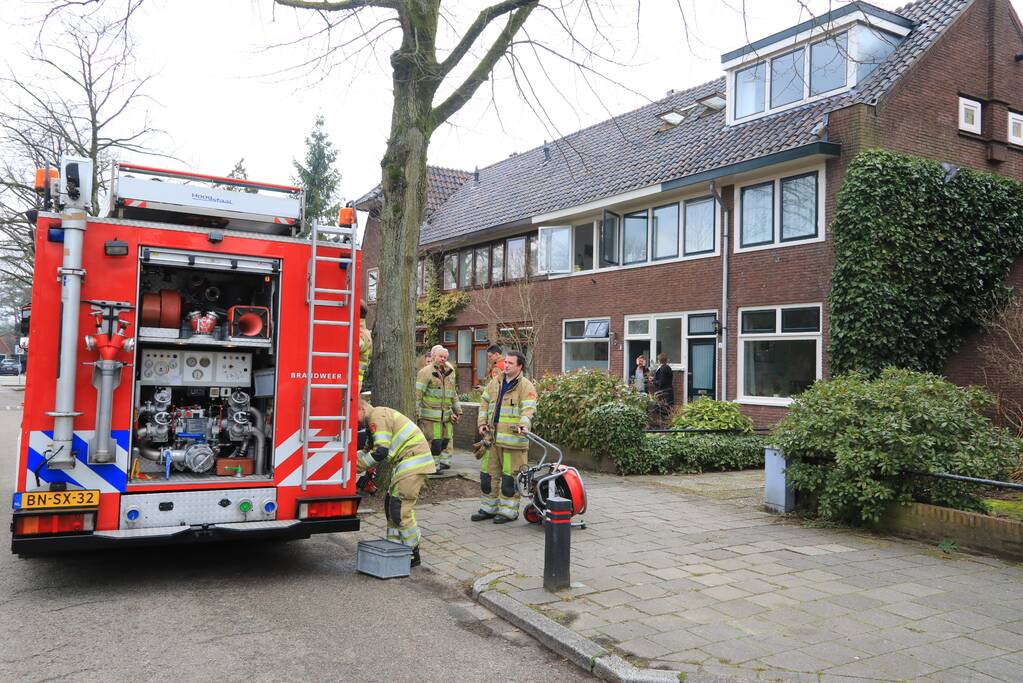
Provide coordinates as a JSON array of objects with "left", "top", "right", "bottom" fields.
[{"left": 139, "top": 349, "right": 252, "bottom": 387}]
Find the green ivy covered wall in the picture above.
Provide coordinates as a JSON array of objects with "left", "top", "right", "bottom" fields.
[{"left": 829, "top": 149, "right": 1023, "bottom": 376}]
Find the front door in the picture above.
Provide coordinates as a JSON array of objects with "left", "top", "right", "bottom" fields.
[{"left": 687, "top": 338, "right": 715, "bottom": 402}]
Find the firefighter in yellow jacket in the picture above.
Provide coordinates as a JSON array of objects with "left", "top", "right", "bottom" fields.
[
  {"left": 415, "top": 345, "right": 460, "bottom": 471},
  {"left": 357, "top": 400, "right": 436, "bottom": 566},
  {"left": 472, "top": 350, "right": 537, "bottom": 523}
]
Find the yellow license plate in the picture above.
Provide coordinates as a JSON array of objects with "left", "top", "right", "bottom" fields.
[{"left": 19, "top": 490, "right": 100, "bottom": 510}]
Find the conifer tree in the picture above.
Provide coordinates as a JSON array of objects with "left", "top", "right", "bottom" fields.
[{"left": 293, "top": 116, "right": 341, "bottom": 227}]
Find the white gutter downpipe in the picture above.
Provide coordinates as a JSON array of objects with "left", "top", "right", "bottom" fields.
[
  {"left": 46, "top": 157, "right": 93, "bottom": 470},
  {"left": 709, "top": 181, "right": 728, "bottom": 402}
]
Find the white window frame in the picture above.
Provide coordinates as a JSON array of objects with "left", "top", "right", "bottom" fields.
[
  {"left": 724, "top": 19, "right": 909, "bottom": 126},
  {"left": 1008, "top": 111, "right": 1023, "bottom": 146},
  {"left": 442, "top": 253, "right": 458, "bottom": 290},
  {"left": 959, "top": 97, "right": 982, "bottom": 135},
  {"left": 537, "top": 225, "right": 572, "bottom": 275},
  {"left": 623, "top": 310, "right": 718, "bottom": 378},
  {"left": 367, "top": 269, "right": 379, "bottom": 302},
  {"left": 562, "top": 316, "right": 611, "bottom": 373},
  {"left": 734, "top": 165, "right": 826, "bottom": 254},
  {"left": 737, "top": 303, "right": 823, "bottom": 407},
  {"left": 542, "top": 193, "right": 720, "bottom": 281}
]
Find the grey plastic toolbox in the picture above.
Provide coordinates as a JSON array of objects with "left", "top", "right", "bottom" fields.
[{"left": 357, "top": 539, "right": 412, "bottom": 579}]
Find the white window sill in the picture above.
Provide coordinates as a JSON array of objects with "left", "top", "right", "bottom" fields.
[
  {"left": 737, "top": 396, "right": 795, "bottom": 407},
  {"left": 545, "top": 249, "right": 720, "bottom": 280},
  {"left": 734, "top": 233, "right": 825, "bottom": 255}
]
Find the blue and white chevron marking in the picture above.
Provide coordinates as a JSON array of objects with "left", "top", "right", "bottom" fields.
[{"left": 25, "top": 430, "right": 129, "bottom": 493}]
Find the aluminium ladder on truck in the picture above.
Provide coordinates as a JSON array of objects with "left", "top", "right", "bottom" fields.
[{"left": 300, "top": 217, "right": 359, "bottom": 490}]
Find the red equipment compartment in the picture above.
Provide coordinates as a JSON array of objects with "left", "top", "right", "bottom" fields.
[{"left": 16, "top": 215, "right": 362, "bottom": 539}]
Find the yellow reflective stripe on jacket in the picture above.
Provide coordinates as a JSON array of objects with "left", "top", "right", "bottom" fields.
[
  {"left": 419, "top": 407, "right": 444, "bottom": 421},
  {"left": 372, "top": 430, "right": 393, "bottom": 449},
  {"left": 392, "top": 451, "right": 435, "bottom": 479},
  {"left": 390, "top": 420, "right": 423, "bottom": 456},
  {"left": 496, "top": 431, "right": 528, "bottom": 448},
  {"left": 357, "top": 450, "right": 377, "bottom": 471}
]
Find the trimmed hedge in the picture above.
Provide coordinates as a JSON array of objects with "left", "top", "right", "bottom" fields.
[
  {"left": 614, "top": 434, "right": 766, "bottom": 476},
  {"left": 829, "top": 149, "right": 1023, "bottom": 375}
]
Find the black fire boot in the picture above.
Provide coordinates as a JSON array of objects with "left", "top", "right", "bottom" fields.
[
  {"left": 470, "top": 510, "right": 495, "bottom": 521},
  {"left": 411, "top": 546, "right": 421, "bottom": 568}
]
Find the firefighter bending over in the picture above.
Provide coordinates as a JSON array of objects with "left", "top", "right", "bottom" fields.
[
  {"left": 415, "top": 345, "right": 460, "bottom": 471},
  {"left": 472, "top": 350, "right": 536, "bottom": 523},
  {"left": 357, "top": 400, "right": 436, "bottom": 566}
]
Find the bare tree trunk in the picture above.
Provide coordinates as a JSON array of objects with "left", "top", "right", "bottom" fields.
[{"left": 371, "top": 4, "right": 439, "bottom": 416}]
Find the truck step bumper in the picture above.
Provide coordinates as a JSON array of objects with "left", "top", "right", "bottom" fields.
[{"left": 11, "top": 516, "right": 359, "bottom": 556}]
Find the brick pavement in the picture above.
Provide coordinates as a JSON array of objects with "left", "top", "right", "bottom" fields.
[{"left": 359, "top": 451, "right": 1023, "bottom": 682}]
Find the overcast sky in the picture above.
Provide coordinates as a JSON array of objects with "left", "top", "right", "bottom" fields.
[{"left": 2, "top": 0, "right": 1020, "bottom": 205}]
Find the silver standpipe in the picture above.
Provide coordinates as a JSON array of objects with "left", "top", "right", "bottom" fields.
[
  {"left": 89, "top": 359, "right": 122, "bottom": 464},
  {"left": 46, "top": 208, "right": 87, "bottom": 470}
]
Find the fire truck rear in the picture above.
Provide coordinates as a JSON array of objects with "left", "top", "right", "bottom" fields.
[{"left": 11, "top": 157, "right": 362, "bottom": 555}]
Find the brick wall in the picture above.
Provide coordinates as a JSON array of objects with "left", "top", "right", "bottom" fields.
[
  {"left": 875, "top": 0, "right": 1023, "bottom": 424},
  {"left": 358, "top": 0, "right": 1023, "bottom": 430}
]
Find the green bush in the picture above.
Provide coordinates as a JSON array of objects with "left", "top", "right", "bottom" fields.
[
  {"left": 581, "top": 401, "right": 647, "bottom": 466},
  {"left": 772, "top": 368, "right": 1022, "bottom": 523},
  {"left": 631, "top": 434, "right": 766, "bottom": 476},
  {"left": 671, "top": 398, "right": 754, "bottom": 434},
  {"left": 533, "top": 369, "right": 652, "bottom": 450},
  {"left": 830, "top": 149, "right": 1023, "bottom": 375}
]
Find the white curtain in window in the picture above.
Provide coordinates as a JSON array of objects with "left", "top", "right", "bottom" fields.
[
  {"left": 734, "top": 62, "right": 766, "bottom": 118},
  {"left": 538, "top": 226, "right": 571, "bottom": 274},
  {"left": 741, "top": 183, "right": 774, "bottom": 246},
  {"left": 684, "top": 198, "right": 715, "bottom": 255}
]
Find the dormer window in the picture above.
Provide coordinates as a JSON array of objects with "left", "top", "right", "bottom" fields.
[
  {"left": 723, "top": 5, "right": 911, "bottom": 125},
  {"left": 809, "top": 32, "right": 848, "bottom": 96},
  {"left": 735, "top": 63, "right": 766, "bottom": 119}
]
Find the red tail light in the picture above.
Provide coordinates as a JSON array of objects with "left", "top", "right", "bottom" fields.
[
  {"left": 14, "top": 512, "right": 96, "bottom": 536},
  {"left": 298, "top": 498, "right": 359, "bottom": 519}
]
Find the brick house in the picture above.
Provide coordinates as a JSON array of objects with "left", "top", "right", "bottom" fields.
[{"left": 357, "top": 0, "right": 1023, "bottom": 426}]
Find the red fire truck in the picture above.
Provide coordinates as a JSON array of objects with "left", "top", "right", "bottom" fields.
[{"left": 11, "top": 157, "right": 362, "bottom": 555}]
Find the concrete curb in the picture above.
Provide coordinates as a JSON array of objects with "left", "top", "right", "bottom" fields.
[{"left": 469, "top": 575, "right": 751, "bottom": 683}]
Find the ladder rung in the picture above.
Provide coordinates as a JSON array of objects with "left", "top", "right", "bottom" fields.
[
  {"left": 315, "top": 256, "right": 353, "bottom": 263},
  {"left": 311, "top": 383, "right": 348, "bottom": 389},
  {"left": 308, "top": 415, "right": 345, "bottom": 420},
  {"left": 305, "top": 478, "right": 343, "bottom": 485},
  {"left": 317, "top": 226, "right": 354, "bottom": 235},
  {"left": 313, "top": 319, "right": 350, "bottom": 326},
  {"left": 313, "top": 287, "right": 348, "bottom": 295},
  {"left": 312, "top": 300, "right": 346, "bottom": 307},
  {"left": 307, "top": 445, "right": 345, "bottom": 453},
  {"left": 312, "top": 351, "right": 350, "bottom": 358}
]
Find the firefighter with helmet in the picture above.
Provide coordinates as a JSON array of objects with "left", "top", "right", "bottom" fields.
[
  {"left": 357, "top": 399, "right": 436, "bottom": 566},
  {"left": 472, "top": 350, "right": 536, "bottom": 523},
  {"left": 415, "top": 345, "right": 460, "bottom": 471}
]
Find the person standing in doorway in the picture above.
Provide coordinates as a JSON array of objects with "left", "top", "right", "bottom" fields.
[
  {"left": 633, "top": 354, "right": 650, "bottom": 393},
  {"left": 652, "top": 352, "right": 674, "bottom": 424},
  {"left": 472, "top": 351, "right": 537, "bottom": 523}
]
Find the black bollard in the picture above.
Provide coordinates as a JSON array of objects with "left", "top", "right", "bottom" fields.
[{"left": 544, "top": 495, "right": 572, "bottom": 592}]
